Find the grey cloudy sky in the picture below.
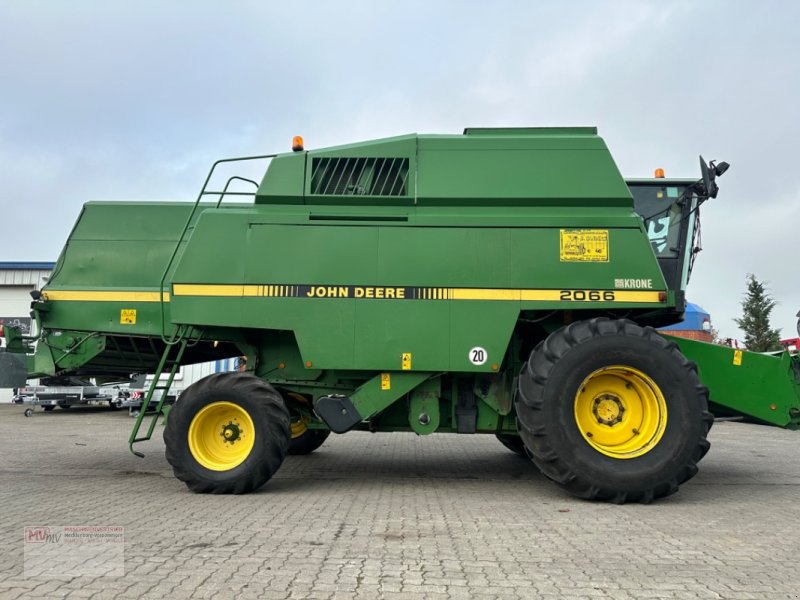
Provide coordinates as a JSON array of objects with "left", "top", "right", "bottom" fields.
[{"left": 1, "top": 1, "right": 798, "bottom": 340}]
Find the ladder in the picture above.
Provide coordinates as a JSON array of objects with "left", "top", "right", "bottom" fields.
[
  {"left": 128, "top": 337, "right": 188, "bottom": 457},
  {"left": 131, "top": 154, "right": 275, "bottom": 457}
]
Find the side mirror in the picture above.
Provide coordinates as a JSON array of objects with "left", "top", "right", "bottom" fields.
[
  {"left": 699, "top": 155, "right": 712, "bottom": 194},
  {"left": 699, "top": 155, "right": 727, "bottom": 199},
  {"left": 713, "top": 161, "right": 730, "bottom": 177}
]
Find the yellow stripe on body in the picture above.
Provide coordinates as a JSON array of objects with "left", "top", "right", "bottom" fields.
[
  {"left": 44, "top": 290, "right": 170, "bottom": 302},
  {"left": 520, "top": 290, "right": 565, "bottom": 301},
  {"left": 451, "top": 288, "right": 521, "bottom": 301},
  {"left": 453, "top": 288, "right": 663, "bottom": 303},
  {"left": 45, "top": 285, "right": 666, "bottom": 304},
  {"left": 607, "top": 291, "right": 663, "bottom": 303},
  {"left": 172, "top": 284, "right": 259, "bottom": 297}
]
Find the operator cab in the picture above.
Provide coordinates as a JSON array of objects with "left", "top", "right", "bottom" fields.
[
  {"left": 627, "top": 178, "right": 699, "bottom": 297},
  {"left": 627, "top": 158, "right": 729, "bottom": 306}
]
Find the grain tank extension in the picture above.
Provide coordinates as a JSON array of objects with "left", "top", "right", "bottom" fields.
[{"left": 6, "top": 127, "right": 800, "bottom": 503}]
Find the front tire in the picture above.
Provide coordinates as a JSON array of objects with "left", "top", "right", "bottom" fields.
[
  {"left": 164, "top": 373, "right": 290, "bottom": 494},
  {"left": 516, "top": 318, "right": 713, "bottom": 503}
]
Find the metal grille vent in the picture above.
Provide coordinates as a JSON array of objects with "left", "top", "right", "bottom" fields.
[{"left": 311, "top": 157, "right": 409, "bottom": 196}]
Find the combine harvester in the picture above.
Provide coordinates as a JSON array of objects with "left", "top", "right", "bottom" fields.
[{"left": 4, "top": 127, "right": 799, "bottom": 503}]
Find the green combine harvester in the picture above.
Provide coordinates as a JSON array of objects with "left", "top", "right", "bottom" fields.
[{"left": 4, "top": 127, "right": 800, "bottom": 503}]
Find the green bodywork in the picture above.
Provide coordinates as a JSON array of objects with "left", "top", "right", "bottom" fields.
[
  {"left": 8, "top": 127, "right": 800, "bottom": 441},
  {"left": 668, "top": 336, "right": 800, "bottom": 429}
]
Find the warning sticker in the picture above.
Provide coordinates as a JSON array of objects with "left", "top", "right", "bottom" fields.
[
  {"left": 401, "top": 353, "right": 412, "bottom": 371},
  {"left": 560, "top": 230, "right": 609, "bottom": 263},
  {"left": 120, "top": 309, "right": 137, "bottom": 325},
  {"left": 733, "top": 350, "right": 743, "bottom": 366},
  {"left": 381, "top": 373, "right": 391, "bottom": 390}
]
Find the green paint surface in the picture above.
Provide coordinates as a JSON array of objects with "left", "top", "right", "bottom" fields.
[{"left": 17, "top": 127, "right": 795, "bottom": 435}]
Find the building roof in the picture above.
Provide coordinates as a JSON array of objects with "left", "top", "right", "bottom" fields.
[
  {"left": 659, "top": 303, "right": 711, "bottom": 331},
  {"left": 0, "top": 262, "right": 55, "bottom": 270},
  {"left": 0, "top": 262, "right": 54, "bottom": 287}
]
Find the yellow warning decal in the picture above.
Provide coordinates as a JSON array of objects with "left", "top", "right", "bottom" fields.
[
  {"left": 733, "top": 350, "right": 743, "bottom": 366},
  {"left": 381, "top": 373, "right": 391, "bottom": 390},
  {"left": 120, "top": 309, "right": 137, "bottom": 325},
  {"left": 560, "top": 229, "right": 609, "bottom": 262},
  {"left": 401, "top": 353, "right": 412, "bottom": 370}
]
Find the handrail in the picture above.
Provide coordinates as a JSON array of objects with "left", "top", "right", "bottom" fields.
[
  {"left": 158, "top": 154, "right": 276, "bottom": 344},
  {"left": 211, "top": 176, "right": 261, "bottom": 208}
]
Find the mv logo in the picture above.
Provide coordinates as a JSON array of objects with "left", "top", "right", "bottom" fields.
[{"left": 25, "top": 527, "right": 60, "bottom": 544}]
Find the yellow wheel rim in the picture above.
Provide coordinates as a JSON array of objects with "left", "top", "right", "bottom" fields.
[
  {"left": 574, "top": 366, "right": 667, "bottom": 459},
  {"left": 286, "top": 392, "right": 310, "bottom": 439},
  {"left": 188, "top": 401, "right": 255, "bottom": 471},
  {"left": 290, "top": 418, "right": 308, "bottom": 439}
]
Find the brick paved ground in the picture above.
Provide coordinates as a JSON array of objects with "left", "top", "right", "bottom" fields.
[{"left": 0, "top": 403, "right": 799, "bottom": 599}]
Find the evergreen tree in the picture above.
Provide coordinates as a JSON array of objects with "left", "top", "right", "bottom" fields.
[{"left": 734, "top": 274, "right": 782, "bottom": 351}]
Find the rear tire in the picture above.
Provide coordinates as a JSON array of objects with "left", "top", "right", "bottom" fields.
[
  {"left": 43, "top": 405, "right": 55, "bottom": 412},
  {"left": 284, "top": 391, "right": 330, "bottom": 455},
  {"left": 288, "top": 428, "right": 331, "bottom": 455},
  {"left": 495, "top": 433, "right": 528, "bottom": 457},
  {"left": 164, "top": 372, "right": 290, "bottom": 494},
  {"left": 516, "top": 318, "right": 713, "bottom": 503}
]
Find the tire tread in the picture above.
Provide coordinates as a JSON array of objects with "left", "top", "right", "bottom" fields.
[
  {"left": 164, "top": 372, "right": 289, "bottom": 494},
  {"left": 516, "top": 317, "right": 713, "bottom": 503}
]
